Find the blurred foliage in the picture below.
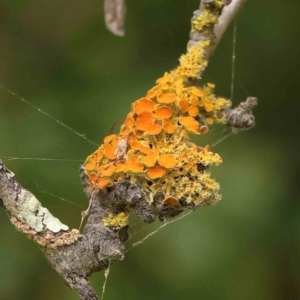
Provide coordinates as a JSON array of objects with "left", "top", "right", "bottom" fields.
[{"left": 0, "top": 0, "right": 300, "bottom": 299}]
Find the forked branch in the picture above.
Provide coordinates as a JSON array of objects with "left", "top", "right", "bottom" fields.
[{"left": 0, "top": 1, "right": 254, "bottom": 299}]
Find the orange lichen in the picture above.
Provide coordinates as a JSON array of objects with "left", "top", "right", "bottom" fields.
[
  {"left": 161, "top": 84, "right": 170, "bottom": 90},
  {"left": 191, "top": 97, "right": 199, "bottom": 106},
  {"left": 98, "top": 164, "right": 115, "bottom": 177},
  {"left": 148, "top": 166, "right": 166, "bottom": 179},
  {"left": 89, "top": 173, "right": 97, "bottom": 182},
  {"left": 155, "top": 106, "right": 173, "bottom": 120},
  {"left": 142, "top": 152, "right": 158, "bottom": 167},
  {"left": 145, "top": 123, "right": 162, "bottom": 135},
  {"left": 85, "top": 161, "right": 96, "bottom": 171},
  {"left": 157, "top": 92, "right": 175, "bottom": 104},
  {"left": 115, "top": 163, "right": 125, "bottom": 172},
  {"left": 139, "top": 145, "right": 153, "bottom": 154},
  {"left": 146, "top": 89, "right": 158, "bottom": 99},
  {"left": 190, "top": 86, "right": 203, "bottom": 97},
  {"left": 124, "top": 117, "right": 135, "bottom": 128},
  {"left": 125, "top": 157, "right": 144, "bottom": 173},
  {"left": 136, "top": 111, "right": 154, "bottom": 131},
  {"left": 188, "top": 106, "right": 199, "bottom": 117},
  {"left": 134, "top": 98, "right": 155, "bottom": 115},
  {"left": 131, "top": 139, "right": 153, "bottom": 154},
  {"left": 104, "top": 144, "right": 117, "bottom": 160},
  {"left": 179, "top": 117, "right": 200, "bottom": 134},
  {"left": 179, "top": 98, "right": 189, "bottom": 112},
  {"left": 97, "top": 178, "right": 109, "bottom": 189},
  {"left": 206, "top": 118, "right": 214, "bottom": 125},
  {"left": 156, "top": 72, "right": 169, "bottom": 85},
  {"left": 159, "top": 154, "right": 177, "bottom": 169},
  {"left": 96, "top": 150, "right": 103, "bottom": 161},
  {"left": 104, "top": 135, "right": 116, "bottom": 144},
  {"left": 83, "top": 1, "right": 232, "bottom": 221},
  {"left": 200, "top": 125, "right": 209, "bottom": 134},
  {"left": 164, "top": 197, "right": 177, "bottom": 207},
  {"left": 162, "top": 119, "right": 175, "bottom": 134},
  {"left": 204, "top": 103, "right": 213, "bottom": 112},
  {"left": 131, "top": 139, "right": 141, "bottom": 150},
  {"left": 85, "top": 155, "right": 97, "bottom": 171},
  {"left": 111, "top": 137, "right": 120, "bottom": 148}
]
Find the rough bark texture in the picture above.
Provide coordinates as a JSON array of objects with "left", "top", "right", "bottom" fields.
[
  {"left": 0, "top": 160, "right": 149, "bottom": 300},
  {"left": 188, "top": 0, "right": 247, "bottom": 59},
  {"left": 226, "top": 97, "right": 258, "bottom": 131}
]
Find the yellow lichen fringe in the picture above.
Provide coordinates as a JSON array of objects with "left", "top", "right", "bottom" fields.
[
  {"left": 83, "top": 0, "right": 231, "bottom": 213},
  {"left": 11, "top": 217, "right": 81, "bottom": 248},
  {"left": 192, "top": 3, "right": 221, "bottom": 33},
  {"left": 102, "top": 212, "right": 128, "bottom": 230},
  {"left": 179, "top": 40, "right": 210, "bottom": 78}
]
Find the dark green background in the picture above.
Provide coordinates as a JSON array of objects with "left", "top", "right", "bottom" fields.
[{"left": 0, "top": 1, "right": 299, "bottom": 299}]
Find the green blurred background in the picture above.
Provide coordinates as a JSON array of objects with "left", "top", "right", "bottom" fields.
[{"left": 0, "top": 0, "right": 300, "bottom": 299}]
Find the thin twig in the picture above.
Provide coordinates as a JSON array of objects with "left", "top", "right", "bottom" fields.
[
  {"left": 214, "top": 0, "right": 247, "bottom": 51},
  {"left": 104, "top": 0, "right": 126, "bottom": 36}
]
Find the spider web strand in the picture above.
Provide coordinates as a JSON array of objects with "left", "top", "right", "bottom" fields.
[
  {"left": 0, "top": 156, "right": 83, "bottom": 162},
  {"left": 230, "top": 19, "right": 237, "bottom": 102},
  {"left": 0, "top": 84, "right": 99, "bottom": 147},
  {"left": 126, "top": 210, "right": 193, "bottom": 253},
  {"left": 101, "top": 261, "right": 111, "bottom": 300}
]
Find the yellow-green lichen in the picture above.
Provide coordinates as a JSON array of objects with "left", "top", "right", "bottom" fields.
[
  {"left": 179, "top": 40, "right": 210, "bottom": 78},
  {"left": 192, "top": 10, "right": 218, "bottom": 32},
  {"left": 214, "top": 1, "right": 225, "bottom": 9},
  {"left": 102, "top": 212, "right": 128, "bottom": 230},
  {"left": 191, "top": 1, "right": 224, "bottom": 32}
]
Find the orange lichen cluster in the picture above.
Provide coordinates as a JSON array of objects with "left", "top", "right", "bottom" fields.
[
  {"left": 83, "top": 72, "right": 229, "bottom": 209},
  {"left": 83, "top": 0, "right": 231, "bottom": 219}
]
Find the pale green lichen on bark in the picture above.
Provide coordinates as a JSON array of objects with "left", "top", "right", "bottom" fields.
[
  {"left": 38, "top": 207, "right": 69, "bottom": 233},
  {"left": 14, "top": 187, "right": 69, "bottom": 233},
  {"left": 0, "top": 161, "right": 69, "bottom": 234}
]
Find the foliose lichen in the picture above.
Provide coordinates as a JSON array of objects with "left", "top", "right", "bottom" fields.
[{"left": 83, "top": 0, "right": 231, "bottom": 223}]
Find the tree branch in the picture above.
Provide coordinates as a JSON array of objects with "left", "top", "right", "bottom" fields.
[
  {"left": 0, "top": 1, "right": 255, "bottom": 299},
  {"left": 188, "top": 0, "right": 230, "bottom": 64},
  {"left": 226, "top": 96, "right": 258, "bottom": 131},
  {"left": 214, "top": 0, "right": 247, "bottom": 51},
  {"left": 0, "top": 161, "right": 127, "bottom": 300}
]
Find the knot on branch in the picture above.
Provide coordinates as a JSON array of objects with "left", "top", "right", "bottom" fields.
[{"left": 226, "top": 97, "right": 258, "bottom": 132}]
